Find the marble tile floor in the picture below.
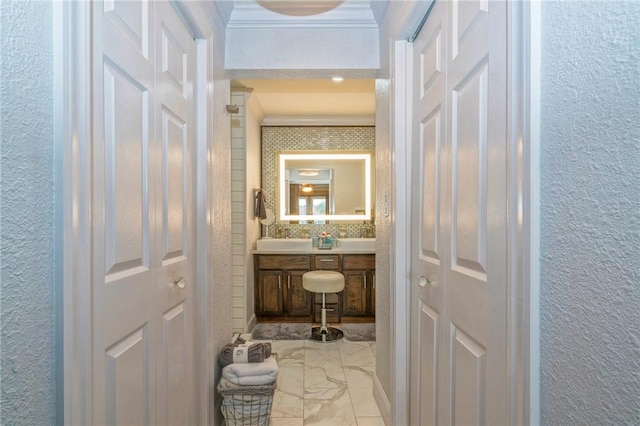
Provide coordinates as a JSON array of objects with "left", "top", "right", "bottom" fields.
[{"left": 241, "top": 336, "right": 383, "bottom": 426}]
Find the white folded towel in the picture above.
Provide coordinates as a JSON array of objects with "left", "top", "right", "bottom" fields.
[{"left": 222, "top": 355, "right": 278, "bottom": 386}]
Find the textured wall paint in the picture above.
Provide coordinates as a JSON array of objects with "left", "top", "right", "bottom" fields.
[
  {"left": 245, "top": 92, "right": 263, "bottom": 328},
  {"left": 374, "top": 79, "right": 392, "bottom": 398},
  {"left": 226, "top": 28, "right": 379, "bottom": 71},
  {"left": 540, "top": 2, "right": 640, "bottom": 424},
  {"left": 210, "top": 81, "right": 234, "bottom": 425},
  {"left": 0, "top": 1, "right": 56, "bottom": 424}
]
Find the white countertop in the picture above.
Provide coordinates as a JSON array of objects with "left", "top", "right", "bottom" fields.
[
  {"left": 253, "top": 238, "right": 376, "bottom": 254},
  {"left": 253, "top": 248, "right": 376, "bottom": 255}
]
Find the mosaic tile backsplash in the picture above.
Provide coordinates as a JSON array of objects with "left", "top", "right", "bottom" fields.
[{"left": 261, "top": 126, "right": 376, "bottom": 238}]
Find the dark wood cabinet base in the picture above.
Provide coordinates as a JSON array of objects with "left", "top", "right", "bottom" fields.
[{"left": 254, "top": 253, "right": 375, "bottom": 323}]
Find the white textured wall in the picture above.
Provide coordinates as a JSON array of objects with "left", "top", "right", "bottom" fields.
[
  {"left": 0, "top": 1, "right": 56, "bottom": 423},
  {"left": 226, "top": 28, "right": 379, "bottom": 71},
  {"left": 375, "top": 79, "right": 391, "bottom": 399},
  {"left": 210, "top": 80, "right": 234, "bottom": 425},
  {"left": 245, "top": 92, "right": 263, "bottom": 329},
  {"left": 539, "top": 2, "right": 640, "bottom": 424}
]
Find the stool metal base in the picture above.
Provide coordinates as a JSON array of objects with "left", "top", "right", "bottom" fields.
[{"left": 309, "top": 326, "right": 344, "bottom": 343}]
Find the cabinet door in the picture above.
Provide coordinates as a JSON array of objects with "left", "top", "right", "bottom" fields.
[
  {"left": 286, "top": 270, "right": 312, "bottom": 317},
  {"left": 258, "top": 270, "right": 284, "bottom": 316},
  {"left": 370, "top": 271, "right": 376, "bottom": 317},
  {"left": 342, "top": 271, "right": 368, "bottom": 316}
]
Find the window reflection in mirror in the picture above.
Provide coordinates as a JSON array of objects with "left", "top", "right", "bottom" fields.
[{"left": 278, "top": 152, "right": 372, "bottom": 223}]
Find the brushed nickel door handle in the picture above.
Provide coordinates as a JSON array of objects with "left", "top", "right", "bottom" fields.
[{"left": 174, "top": 277, "right": 186, "bottom": 289}]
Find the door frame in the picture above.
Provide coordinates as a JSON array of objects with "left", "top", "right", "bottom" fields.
[
  {"left": 54, "top": 2, "right": 216, "bottom": 424},
  {"left": 389, "top": 1, "right": 540, "bottom": 424}
]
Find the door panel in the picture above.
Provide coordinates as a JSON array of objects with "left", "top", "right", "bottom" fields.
[
  {"left": 451, "top": 325, "right": 486, "bottom": 426},
  {"left": 103, "top": 0, "right": 149, "bottom": 59},
  {"left": 92, "top": 2, "right": 196, "bottom": 424},
  {"left": 446, "top": 0, "right": 507, "bottom": 423},
  {"left": 103, "top": 60, "right": 150, "bottom": 278},
  {"left": 161, "top": 303, "right": 187, "bottom": 425},
  {"left": 105, "top": 326, "right": 150, "bottom": 426},
  {"left": 420, "top": 108, "right": 442, "bottom": 261},
  {"left": 418, "top": 302, "right": 439, "bottom": 426},
  {"left": 161, "top": 108, "right": 187, "bottom": 260},
  {"left": 154, "top": 3, "right": 196, "bottom": 424},
  {"left": 410, "top": 1, "right": 447, "bottom": 424},
  {"left": 93, "top": 2, "right": 156, "bottom": 423},
  {"left": 410, "top": 0, "right": 507, "bottom": 424},
  {"left": 451, "top": 61, "right": 488, "bottom": 277}
]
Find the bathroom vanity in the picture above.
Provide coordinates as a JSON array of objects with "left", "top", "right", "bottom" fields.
[{"left": 253, "top": 241, "right": 375, "bottom": 323}]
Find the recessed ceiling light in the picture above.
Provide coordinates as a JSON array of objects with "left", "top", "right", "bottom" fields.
[{"left": 332, "top": 77, "right": 344, "bottom": 82}]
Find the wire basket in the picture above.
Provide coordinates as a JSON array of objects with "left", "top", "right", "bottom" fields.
[{"left": 218, "top": 381, "right": 276, "bottom": 426}]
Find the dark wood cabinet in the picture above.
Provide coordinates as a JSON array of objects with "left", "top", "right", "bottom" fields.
[
  {"left": 254, "top": 253, "right": 375, "bottom": 322},
  {"left": 342, "top": 271, "right": 369, "bottom": 316},
  {"left": 314, "top": 254, "right": 340, "bottom": 270},
  {"left": 257, "top": 270, "right": 284, "bottom": 316},
  {"left": 342, "top": 255, "right": 375, "bottom": 318},
  {"left": 255, "top": 255, "right": 312, "bottom": 320},
  {"left": 371, "top": 271, "right": 376, "bottom": 314},
  {"left": 285, "top": 270, "right": 312, "bottom": 317}
]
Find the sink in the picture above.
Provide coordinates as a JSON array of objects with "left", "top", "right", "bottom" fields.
[
  {"left": 339, "top": 238, "right": 376, "bottom": 251},
  {"left": 256, "top": 238, "right": 312, "bottom": 251}
]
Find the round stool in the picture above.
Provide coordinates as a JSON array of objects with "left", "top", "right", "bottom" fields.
[{"left": 302, "top": 270, "right": 345, "bottom": 342}]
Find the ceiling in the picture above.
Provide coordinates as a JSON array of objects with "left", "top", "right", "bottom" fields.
[{"left": 232, "top": 78, "right": 376, "bottom": 118}]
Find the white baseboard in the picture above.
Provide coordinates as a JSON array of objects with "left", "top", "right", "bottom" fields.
[{"left": 373, "top": 374, "right": 392, "bottom": 426}]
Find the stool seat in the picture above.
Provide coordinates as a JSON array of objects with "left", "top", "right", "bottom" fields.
[{"left": 303, "top": 271, "right": 345, "bottom": 293}]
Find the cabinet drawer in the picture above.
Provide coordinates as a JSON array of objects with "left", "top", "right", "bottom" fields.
[
  {"left": 258, "top": 255, "right": 311, "bottom": 270},
  {"left": 314, "top": 255, "right": 340, "bottom": 270},
  {"left": 343, "top": 254, "right": 375, "bottom": 270}
]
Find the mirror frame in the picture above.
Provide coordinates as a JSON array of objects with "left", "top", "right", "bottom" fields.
[{"left": 277, "top": 152, "right": 373, "bottom": 222}]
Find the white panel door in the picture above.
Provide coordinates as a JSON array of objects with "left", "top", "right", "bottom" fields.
[
  {"left": 410, "top": 0, "right": 508, "bottom": 424},
  {"left": 446, "top": 1, "right": 507, "bottom": 423},
  {"left": 410, "top": 1, "right": 448, "bottom": 425},
  {"left": 154, "top": 2, "right": 196, "bottom": 424},
  {"left": 91, "top": 1, "right": 196, "bottom": 424}
]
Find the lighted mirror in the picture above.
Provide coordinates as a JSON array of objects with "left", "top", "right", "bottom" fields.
[{"left": 278, "top": 152, "right": 373, "bottom": 222}]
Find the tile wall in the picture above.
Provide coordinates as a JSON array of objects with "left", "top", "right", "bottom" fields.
[{"left": 261, "top": 126, "right": 376, "bottom": 238}]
